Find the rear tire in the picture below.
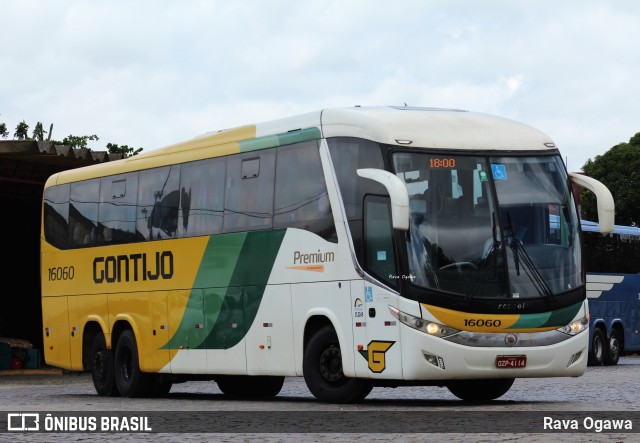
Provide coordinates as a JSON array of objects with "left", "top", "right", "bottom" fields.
[
  {"left": 604, "top": 328, "right": 621, "bottom": 366},
  {"left": 90, "top": 334, "right": 119, "bottom": 397},
  {"left": 303, "top": 325, "right": 372, "bottom": 403},
  {"left": 216, "top": 375, "right": 284, "bottom": 398},
  {"left": 588, "top": 328, "right": 606, "bottom": 366},
  {"left": 447, "top": 378, "right": 514, "bottom": 402},
  {"left": 113, "top": 329, "right": 152, "bottom": 398}
]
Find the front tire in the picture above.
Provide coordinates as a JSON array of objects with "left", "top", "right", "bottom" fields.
[
  {"left": 90, "top": 334, "right": 118, "bottom": 397},
  {"left": 303, "top": 325, "right": 372, "bottom": 403},
  {"left": 588, "top": 328, "right": 606, "bottom": 366},
  {"left": 113, "top": 329, "right": 152, "bottom": 398},
  {"left": 447, "top": 378, "right": 514, "bottom": 402}
]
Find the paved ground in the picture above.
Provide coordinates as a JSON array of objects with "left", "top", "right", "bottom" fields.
[{"left": 1, "top": 356, "right": 639, "bottom": 442}]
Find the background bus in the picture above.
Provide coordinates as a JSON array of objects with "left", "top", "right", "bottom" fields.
[
  {"left": 41, "top": 106, "right": 614, "bottom": 403},
  {"left": 582, "top": 220, "right": 640, "bottom": 366}
]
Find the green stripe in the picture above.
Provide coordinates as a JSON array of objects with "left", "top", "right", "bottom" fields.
[
  {"left": 509, "top": 302, "right": 582, "bottom": 329},
  {"left": 239, "top": 127, "right": 321, "bottom": 152},
  {"left": 163, "top": 229, "right": 286, "bottom": 350}
]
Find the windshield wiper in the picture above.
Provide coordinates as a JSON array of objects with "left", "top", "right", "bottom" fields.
[{"left": 505, "top": 211, "right": 556, "bottom": 303}]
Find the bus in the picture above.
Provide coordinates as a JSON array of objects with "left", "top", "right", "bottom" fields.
[
  {"left": 41, "top": 106, "right": 614, "bottom": 403},
  {"left": 582, "top": 220, "right": 640, "bottom": 366}
]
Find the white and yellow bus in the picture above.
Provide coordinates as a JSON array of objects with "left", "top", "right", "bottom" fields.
[{"left": 41, "top": 106, "right": 614, "bottom": 402}]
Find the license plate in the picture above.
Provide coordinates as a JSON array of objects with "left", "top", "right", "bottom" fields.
[{"left": 496, "top": 355, "right": 527, "bottom": 368}]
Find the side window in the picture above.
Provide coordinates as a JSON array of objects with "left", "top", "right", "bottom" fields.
[
  {"left": 179, "top": 157, "right": 225, "bottom": 237},
  {"left": 274, "top": 141, "right": 336, "bottom": 242},
  {"left": 328, "top": 137, "right": 386, "bottom": 263},
  {"left": 43, "top": 184, "right": 70, "bottom": 249},
  {"left": 69, "top": 179, "right": 100, "bottom": 248},
  {"left": 223, "top": 150, "right": 275, "bottom": 233},
  {"left": 363, "top": 195, "right": 397, "bottom": 288},
  {"left": 99, "top": 172, "right": 139, "bottom": 245},
  {"left": 137, "top": 166, "right": 180, "bottom": 241}
]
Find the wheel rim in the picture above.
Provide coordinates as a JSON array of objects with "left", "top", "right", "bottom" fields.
[
  {"left": 319, "top": 344, "right": 344, "bottom": 384},
  {"left": 593, "top": 336, "right": 603, "bottom": 360}
]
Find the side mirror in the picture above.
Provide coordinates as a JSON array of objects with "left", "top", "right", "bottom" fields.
[
  {"left": 357, "top": 168, "right": 409, "bottom": 231},
  {"left": 569, "top": 173, "right": 615, "bottom": 233}
]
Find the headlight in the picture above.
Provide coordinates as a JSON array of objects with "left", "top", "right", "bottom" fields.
[
  {"left": 556, "top": 315, "right": 589, "bottom": 336},
  {"left": 389, "top": 306, "right": 460, "bottom": 338}
]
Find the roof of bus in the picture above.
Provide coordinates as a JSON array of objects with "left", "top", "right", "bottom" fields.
[{"left": 45, "top": 106, "right": 557, "bottom": 186}]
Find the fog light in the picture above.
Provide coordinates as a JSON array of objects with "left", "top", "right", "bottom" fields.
[
  {"left": 423, "top": 352, "right": 446, "bottom": 369},
  {"left": 567, "top": 350, "right": 583, "bottom": 367}
]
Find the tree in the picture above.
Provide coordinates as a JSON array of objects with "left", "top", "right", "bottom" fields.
[
  {"left": 0, "top": 122, "right": 8, "bottom": 139},
  {"left": 14, "top": 120, "right": 29, "bottom": 140},
  {"left": 106, "top": 142, "right": 143, "bottom": 157},
  {"left": 32, "top": 122, "right": 47, "bottom": 141},
  {"left": 580, "top": 132, "right": 640, "bottom": 226},
  {"left": 54, "top": 134, "right": 99, "bottom": 149}
]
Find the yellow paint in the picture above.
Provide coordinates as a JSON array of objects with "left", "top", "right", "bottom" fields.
[
  {"left": 41, "top": 237, "right": 209, "bottom": 372},
  {"left": 47, "top": 125, "right": 256, "bottom": 185},
  {"left": 367, "top": 341, "right": 394, "bottom": 373},
  {"left": 421, "top": 303, "right": 554, "bottom": 333}
]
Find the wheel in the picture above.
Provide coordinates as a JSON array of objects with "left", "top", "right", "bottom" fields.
[
  {"left": 303, "top": 325, "right": 373, "bottom": 403},
  {"left": 90, "top": 334, "right": 119, "bottom": 397},
  {"left": 604, "top": 328, "right": 621, "bottom": 366},
  {"left": 447, "top": 378, "right": 514, "bottom": 402},
  {"left": 588, "top": 328, "right": 606, "bottom": 366},
  {"left": 113, "top": 329, "right": 152, "bottom": 397},
  {"left": 216, "top": 375, "right": 285, "bottom": 398}
]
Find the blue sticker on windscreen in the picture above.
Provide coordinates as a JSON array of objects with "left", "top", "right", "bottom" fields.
[{"left": 491, "top": 164, "right": 507, "bottom": 180}]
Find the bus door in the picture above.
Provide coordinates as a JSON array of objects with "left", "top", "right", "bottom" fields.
[{"left": 351, "top": 195, "right": 402, "bottom": 378}]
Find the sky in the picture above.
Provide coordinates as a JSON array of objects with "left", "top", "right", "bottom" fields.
[{"left": 1, "top": 0, "right": 639, "bottom": 172}]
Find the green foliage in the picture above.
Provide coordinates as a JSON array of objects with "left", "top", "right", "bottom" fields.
[
  {"left": 14, "top": 120, "right": 29, "bottom": 140},
  {"left": 32, "top": 122, "right": 47, "bottom": 141},
  {"left": 54, "top": 134, "right": 99, "bottom": 149},
  {"left": 106, "top": 142, "right": 143, "bottom": 157},
  {"left": 581, "top": 132, "right": 640, "bottom": 226},
  {"left": 0, "top": 122, "right": 8, "bottom": 138}
]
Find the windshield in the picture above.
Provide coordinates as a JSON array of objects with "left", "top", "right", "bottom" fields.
[{"left": 394, "top": 152, "right": 582, "bottom": 300}]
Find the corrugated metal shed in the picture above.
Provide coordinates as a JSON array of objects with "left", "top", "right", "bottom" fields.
[{"left": 0, "top": 140, "right": 123, "bottom": 358}]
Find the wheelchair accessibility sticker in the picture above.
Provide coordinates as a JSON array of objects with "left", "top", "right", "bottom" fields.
[{"left": 491, "top": 164, "right": 508, "bottom": 180}]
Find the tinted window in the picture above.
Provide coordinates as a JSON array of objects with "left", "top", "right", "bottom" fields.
[
  {"left": 137, "top": 166, "right": 180, "bottom": 241},
  {"left": 69, "top": 179, "right": 100, "bottom": 248},
  {"left": 43, "top": 184, "right": 70, "bottom": 249},
  {"left": 275, "top": 141, "right": 336, "bottom": 242},
  {"left": 364, "top": 196, "right": 397, "bottom": 287},
  {"left": 179, "top": 158, "right": 225, "bottom": 237},
  {"left": 99, "top": 172, "right": 139, "bottom": 244},
  {"left": 224, "top": 150, "right": 275, "bottom": 232},
  {"left": 328, "top": 137, "right": 385, "bottom": 262}
]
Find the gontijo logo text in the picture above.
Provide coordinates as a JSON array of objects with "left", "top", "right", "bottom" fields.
[{"left": 93, "top": 251, "right": 174, "bottom": 283}]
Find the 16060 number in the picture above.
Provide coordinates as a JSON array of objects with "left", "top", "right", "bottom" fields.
[
  {"left": 48, "top": 266, "right": 75, "bottom": 281},
  {"left": 464, "top": 319, "right": 502, "bottom": 327}
]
